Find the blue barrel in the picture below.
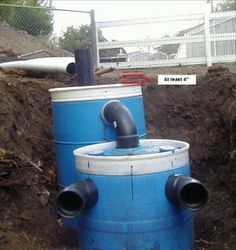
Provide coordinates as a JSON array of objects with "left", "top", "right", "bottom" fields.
[
  {"left": 73, "top": 139, "right": 196, "bottom": 250},
  {"left": 49, "top": 84, "right": 146, "bottom": 190}
]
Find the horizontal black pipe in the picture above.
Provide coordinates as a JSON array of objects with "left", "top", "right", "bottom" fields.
[
  {"left": 102, "top": 101, "right": 139, "bottom": 148},
  {"left": 165, "top": 175, "right": 208, "bottom": 211},
  {"left": 74, "top": 48, "right": 95, "bottom": 86},
  {"left": 56, "top": 179, "right": 98, "bottom": 218}
]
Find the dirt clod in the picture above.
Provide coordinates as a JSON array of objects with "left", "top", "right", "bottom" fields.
[{"left": 18, "top": 211, "right": 33, "bottom": 221}]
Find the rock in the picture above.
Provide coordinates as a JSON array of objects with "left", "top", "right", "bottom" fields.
[
  {"left": 18, "top": 211, "right": 33, "bottom": 221},
  {"left": 0, "top": 221, "right": 13, "bottom": 230},
  {"left": 40, "top": 189, "right": 50, "bottom": 206}
]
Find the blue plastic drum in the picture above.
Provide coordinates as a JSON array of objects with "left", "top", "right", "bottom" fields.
[
  {"left": 73, "top": 139, "right": 194, "bottom": 250},
  {"left": 49, "top": 84, "right": 146, "bottom": 189}
]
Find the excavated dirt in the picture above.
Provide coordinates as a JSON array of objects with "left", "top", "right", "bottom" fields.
[
  {"left": 143, "top": 66, "right": 236, "bottom": 250},
  {"left": 0, "top": 65, "right": 236, "bottom": 250},
  {"left": 0, "top": 24, "right": 72, "bottom": 61}
]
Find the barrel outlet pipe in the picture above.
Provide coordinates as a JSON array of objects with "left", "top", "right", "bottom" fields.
[
  {"left": 102, "top": 100, "right": 139, "bottom": 148},
  {"left": 165, "top": 175, "right": 208, "bottom": 211},
  {"left": 56, "top": 179, "right": 98, "bottom": 218}
]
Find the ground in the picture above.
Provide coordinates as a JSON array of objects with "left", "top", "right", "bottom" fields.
[
  {"left": 0, "top": 63, "right": 236, "bottom": 250},
  {"left": 0, "top": 24, "right": 72, "bottom": 61}
]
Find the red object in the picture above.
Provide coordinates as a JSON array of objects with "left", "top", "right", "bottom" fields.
[{"left": 119, "top": 72, "right": 157, "bottom": 85}]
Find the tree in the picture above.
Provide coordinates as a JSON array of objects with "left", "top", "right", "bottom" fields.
[
  {"left": 0, "top": 0, "right": 53, "bottom": 36},
  {"left": 58, "top": 25, "right": 96, "bottom": 52},
  {"left": 58, "top": 24, "right": 127, "bottom": 57},
  {"left": 215, "top": 0, "right": 236, "bottom": 11}
]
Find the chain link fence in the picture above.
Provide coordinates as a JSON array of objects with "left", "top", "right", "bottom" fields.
[{"left": 0, "top": 3, "right": 94, "bottom": 60}]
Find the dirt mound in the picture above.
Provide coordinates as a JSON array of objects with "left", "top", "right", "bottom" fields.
[
  {"left": 0, "top": 65, "right": 236, "bottom": 249},
  {"left": 0, "top": 75, "right": 77, "bottom": 249},
  {"left": 143, "top": 66, "right": 236, "bottom": 249},
  {"left": 0, "top": 24, "right": 72, "bottom": 61},
  {"left": 145, "top": 66, "right": 236, "bottom": 164}
]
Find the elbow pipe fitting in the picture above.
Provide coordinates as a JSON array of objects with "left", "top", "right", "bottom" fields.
[
  {"left": 165, "top": 175, "right": 208, "bottom": 211},
  {"left": 56, "top": 179, "right": 98, "bottom": 218},
  {"left": 102, "top": 101, "right": 139, "bottom": 148}
]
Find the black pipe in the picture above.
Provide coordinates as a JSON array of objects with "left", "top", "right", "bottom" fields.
[
  {"left": 74, "top": 48, "right": 95, "bottom": 86},
  {"left": 56, "top": 179, "right": 98, "bottom": 218},
  {"left": 165, "top": 175, "right": 208, "bottom": 211},
  {"left": 102, "top": 101, "right": 139, "bottom": 148}
]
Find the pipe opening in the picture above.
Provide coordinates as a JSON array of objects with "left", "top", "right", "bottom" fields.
[
  {"left": 165, "top": 175, "right": 208, "bottom": 211},
  {"left": 56, "top": 179, "right": 98, "bottom": 218},
  {"left": 57, "top": 191, "right": 83, "bottom": 217},
  {"left": 180, "top": 183, "right": 208, "bottom": 209},
  {"left": 66, "top": 62, "right": 76, "bottom": 75}
]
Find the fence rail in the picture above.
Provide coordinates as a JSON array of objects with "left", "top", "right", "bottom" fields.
[
  {"left": 97, "top": 13, "right": 204, "bottom": 28},
  {"left": 96, "top": 11, "right": 236, "bottom": 68}
]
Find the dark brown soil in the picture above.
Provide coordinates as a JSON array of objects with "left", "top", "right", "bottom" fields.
[
  {"left": 0, "top": 64, "right": 236, "bottom": 250},
  {"left": 143, "top": 66, "right": 236, "bottom": 250},
  {"left": 0, "top": 25, "right": 72, "bottom": 59}
]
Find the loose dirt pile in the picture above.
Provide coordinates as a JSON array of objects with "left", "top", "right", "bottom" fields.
[
  {"left": 0, "top": 65, "right": 235, "bottom": 249},
  {"left": 143, "top": 66, "right": 236, "bottom": 249},
  {"left": 0, "top": 24, "right": 72, "bottom": 62}
]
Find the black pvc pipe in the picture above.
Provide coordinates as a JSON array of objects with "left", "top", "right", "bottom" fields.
[
  {"left": 74, "top": 48, "right": 95, "bottom": 86},
  {"left": 56, "top": 179, "right": 98, "bottom": 218},
  {"left": 165, "top": 175, "right": 208, "bottom": 211},
  {"left": 102, "top": 101, "right": 139, "bottom": 148}
]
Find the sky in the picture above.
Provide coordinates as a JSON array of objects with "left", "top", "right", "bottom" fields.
[
  {"left": 52, "top": 0, "right": 222, "bottom": 52},
  {"left": 52, "top": 1, "right": 216, "bottom": 33}
]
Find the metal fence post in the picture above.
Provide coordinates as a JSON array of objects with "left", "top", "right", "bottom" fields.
[
  {"left": 90, "top": 9, "right": 99, "bottom": 68},
  {"left": 204, "top": 11, "right": 212, "bottom": 67}
]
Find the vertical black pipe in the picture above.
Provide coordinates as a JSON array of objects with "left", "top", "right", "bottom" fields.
[{"left": 74, "top": 48, "right": 95, "bottom": 86}]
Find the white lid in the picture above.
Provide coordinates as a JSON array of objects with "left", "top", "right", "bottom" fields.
[
  {"left": 73, "top": 139, "right": 190, "bottom": 176},
  {"left": 49, "top": 84, "right": 142, "bottom": 102}
]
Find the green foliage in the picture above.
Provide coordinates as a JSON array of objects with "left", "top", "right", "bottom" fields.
[
  {"left": 215, "top": 0, "right": 236, "bottom": 11},
  {"left": 58, "top": 25, "right": 93, "bottom": 53},
  {"left": 0, "top": 0, "right": 53, "bottom": 36},
  {"left": 58, "top": 24, "right": 127, "bottom": 57}
]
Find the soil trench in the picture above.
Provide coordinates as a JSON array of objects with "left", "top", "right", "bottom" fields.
[{"left": 0, "top": 65, "right": 236, "bottom": 250}]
